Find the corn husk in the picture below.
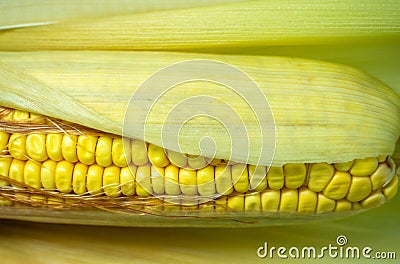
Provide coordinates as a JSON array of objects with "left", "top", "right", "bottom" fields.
[
  {"left": 192, "top": 40, "right": 400, "bottom": 94},
  {"left": 0, "top": 1, "right": 399, "bottom": 260},
  {"left": 1, "top": 51, "right": 399, "bottom": 166},
  {"left": 0, "top": 0, "right": 399, "bottom": 51},
  {"left": 0, "top": 0, "right": 244, "bottom": 30}
]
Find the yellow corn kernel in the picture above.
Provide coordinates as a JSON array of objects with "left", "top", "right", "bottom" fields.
[
  {"left": 0, "top": 110, "right": 12, "bottom": 121},
  {"left": 24, "top": 160, "right": 41, "bottom": 189},
  {"left": 12, "top": 110, "right": 29, "bottom": 120},
  {"left": 197, "top": 165, "right": 215, "bottom": 197},
  {"left": 72, "top": 163, "right": 88, "bottom": 195},
  {"left": 9, "top": 159, "right": 25, "bottom": 187},
  {"left": 245, "top": 192, "right": 261, "bottom": 211},
  {"left": 231, "top": 163, "right": 249, "bottom": 193},
  {"left": 267, "top": 166, "right": 284, "bottom": 190},
  {"left": 323, "top": 171, "right": 351, "bottom": 200},
  {"left": 350, "top": 157, "right": 378, "bottom": 176},
  {"left": 164, "top": 164, "right": 180, "bottom": 196},
  {"left": 334, "top": 160, "right": 354, "bottom": 172},
  {"left": 167, "top": 150, "right": 187, "bottom": 167},
  {"left": 131, "top": 139, "right": 148, "bottom": 166},
  {"left": 316, "top": 193, "right": 335, "bottom": 213},
  {"left": 248, "top": 165, "right": 267, "bottom": 192},
  {"left": 335, "top": 199, "right": 352, "bottom": 212},
  {"left": 308, "top": 162, "right": 334, "bottom": 192},
  {"left": 95, "top": 136, "right": 112, "bottom": 167},
  {"left": 227, "top": 195, "right": 244, "bottom": 210},
  {"left": 0, "top": 131, "right": 9, "bottom": 152},
  {"left": 0, "top": 157, "right": 12, "bottom": 186},
  {"left": 261, "top": 189, "right": 280, "bottom": 211},
  {"left": 86, "top": 164, "right": 104, "bottom": 195},
  {"left": 151, "top": 165, "right": 164, "bottom": 195},
  {"left": 298, "top": 187, "right": 317, "bottom": 213},
  {"left": 55, "top": 160, "right": 74, "bottom": 193},
  {"left": 26, "top": 133, "right": 48, "bottom": 162},
  {"left": 360, "top": 191, "right": 386, "bottom": 208},
  {"left": 188, "top": 155, "right": 207, "bottom": 169},
  {"left": 136, "top": 164, "right": 151, "bottom": 197},
  {"left": 383, "top": 176, "right": 398, "bottom": 201},
  {"left": 215, "top": 165, "right": 233, "bottom": 195},
  {"left": 370, "top": 163, "right": 393, "bottom": 190},
  {"left": 148, "top": 144, "right": 169, "bottom": 167},
  {"left": 77, "top": 135, "right": 98, "bottom": 165},
  {"left": 62, "top": 134, "right": 78, "bottom": 163},
  {"left": 179, "top": 168, "right": 197, "bottom": 195},
  {"left": 103, "top": 165, "right": 121, "bottom": 198},
  {"left": 41, "top": 160, "right": 56, "bottom": 190},
  {"left": 8, "top": 134, "right": 27, "bottom": 160},
  {"left": 280, "top": 188, "right": 298, "bottom": 212},
  {"left": 112, "top": 138, "right": 131, "bottom": 167},
  {"left": 46, "top": 133, "right": 63, "bottom": 161},
  {"left": 284, "top": 163, "right": 306, "bottom": 189},
  {"left": 120, "top": 166, "right": 136, "bottom": 196},
  {"left": 29, "top": 112, "right": 45, "bottom": 122},
  {"left": 346, "top": 176, "right": 372, "bottom": 202},
  {"left": 214, "top": 196, "right": 227, "bottom": 212}
]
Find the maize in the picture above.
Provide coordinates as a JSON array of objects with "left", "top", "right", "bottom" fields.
[
  {"left": 0, "top": 107, "right": 397, "bottom": 216},
  {"left": 0, "top": 51, "right": 399, "bottom": 226}
]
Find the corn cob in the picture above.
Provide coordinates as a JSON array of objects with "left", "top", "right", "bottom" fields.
[{"left": 0, "top": 51, "right": 399, "bottom": 226}]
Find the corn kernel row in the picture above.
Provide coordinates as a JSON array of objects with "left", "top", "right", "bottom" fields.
[{"left": 1, "top": 175, "right": 397, "bottom": 214}]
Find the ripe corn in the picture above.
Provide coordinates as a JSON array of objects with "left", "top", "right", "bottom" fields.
[
  {"left": 0, "top": 107, "right": 398, "bottom": 216},
  {"left": 0, "top": 51, "right": 399, "bottom": 226}
]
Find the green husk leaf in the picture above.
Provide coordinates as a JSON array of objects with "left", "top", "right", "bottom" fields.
[
  {"left": 0, "top": 0, "right": 399, "bottom": 50},
  {"left": 0, "top": 0, "right": 244, "bottom": 30},
  {"left": 0, "top": 51, "right": 399, "bottom": 166}
]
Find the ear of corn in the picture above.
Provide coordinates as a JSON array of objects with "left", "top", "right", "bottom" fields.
[
  {"left": 0, "top": 51, "right": 399, "bottom": 166},
  {"left": 0, "top": 0, "right": 399, "bottom": 50},
  {"left": 0, "top": 52, "right": 398, "bottom": 224},
  {"left": 0, "top": 1, "right": 399, "bottom": 228},
  {"left": 0, "top": 103, "right": 398, "bottom": 225}
]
